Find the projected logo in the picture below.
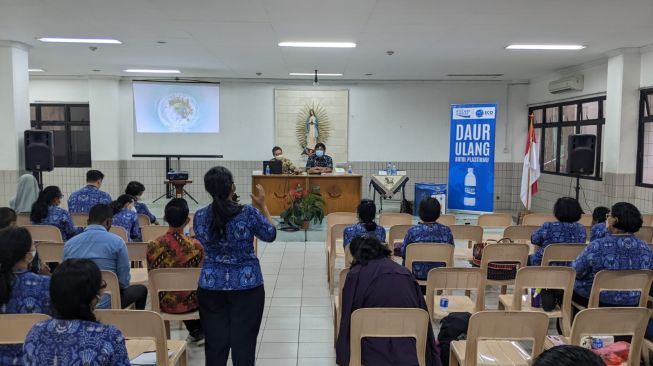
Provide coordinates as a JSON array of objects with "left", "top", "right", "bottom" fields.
[{"left": 157, "top": 94, "right": 200, "bottom": 132}]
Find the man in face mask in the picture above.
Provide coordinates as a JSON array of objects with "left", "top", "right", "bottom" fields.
[
  {"left": 271, "top": 146, "right": 296, "bottom": 174},
  {"left": 306, "top": 143, "right": 333, "bottom": 174}
]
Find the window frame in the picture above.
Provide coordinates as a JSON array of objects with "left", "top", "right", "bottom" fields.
[
  {"left": 528, "top": 96, "right": 605, "bottom": 181},
  {"left": 636, "top": 88, "right": 653, "bottom": 187}
]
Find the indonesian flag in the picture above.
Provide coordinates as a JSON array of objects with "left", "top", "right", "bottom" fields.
[{"left": 521, "top": 117, "right": 540, "bottom": 209}]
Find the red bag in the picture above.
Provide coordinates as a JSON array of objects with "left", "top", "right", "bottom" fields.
[{"left": 471, "top": 238, "right": 520, "bottom": 281}]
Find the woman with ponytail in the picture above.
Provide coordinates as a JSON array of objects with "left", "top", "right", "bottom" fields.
[
  {"left": 110, "top": 194, "right": 142, "bottom": 242},
  {"left": 30, "top": 186, "right": 82, "bottom": 241},
  {"left": 343, "top": 199, "right": 386, "bottom": 248},
  {"left": 0, "top": 227, "right": 51, "bottom": 364},
  {"left": 193, "top": 166, "right": 276, "bottom": 366}
]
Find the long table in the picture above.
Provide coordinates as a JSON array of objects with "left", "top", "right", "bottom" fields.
[{"left": 252, "top": 174, "right": 362, "bottom": 215}]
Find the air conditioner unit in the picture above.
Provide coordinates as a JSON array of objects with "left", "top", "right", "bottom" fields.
[{"left": 548, "top": 75, "right": 584, "bottom": 94}]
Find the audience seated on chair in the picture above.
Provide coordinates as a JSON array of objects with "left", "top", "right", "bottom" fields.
[
  {"left": 589, "top": 206, "right": 610, "bottom": 241},
  {"left": 533, "top": 345, "right": 604, "bottom": 366},
  {"left": 529, "top": 197, "right": 586, "bottom": 266},
  {"left": 23, "top": 259, "right": 131, "bottom": 366},
  {"left": 67, "top": 170, "right": 112, "bottom": 214},
  {"left": 147, "top": 198, "right": 204, "bottom": 344},
  {"left": 336, "top": 235, "right": 440, "bottom": 366},
  {"left": 9, "top": 174, "right": 39, "bottom": 214},
  {"left": 63, "top": 204, "right": 148, "bottom": 310},
  {"left": 0, "top": 227, "right": 51, "bottom": 364},
  {"left": 110, "top": 194, "right": 142, "bottom": 242},
  {"left": 0, "top": 208, "right": 50, "bottom": 275},
  {"left": 400, "top": 197, "right": 453, "bottom": 281},
  {"left": 125, "top": 181, "right": 158, "bottom": 225},
  {"left": 343, "top": 199, "right": 386, "bottom": 248},
  {"left": 572, "top": 202, "right": 653, "bottom": 307},
  {"left": 30, "top": 186, "right": 82, "bottom": 241}
]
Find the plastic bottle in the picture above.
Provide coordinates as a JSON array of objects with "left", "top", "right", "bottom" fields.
[
  {"left": 439, "top": 296, "right": 449, "bottom": 313},
  {"left": 348, "top": 165, "right": 353, "bottom": 174},
  {"left": 391, "top": 164, "right": 397, "bottom": 176},
  {"left": 463, "top": 168, "right": 477, "bottom": 206},
  {"left": 386, "top": 162, "right": 392, "bottom": 175},
  {"left": 265, "top": 165, "right": 271, "bottom": 175}
]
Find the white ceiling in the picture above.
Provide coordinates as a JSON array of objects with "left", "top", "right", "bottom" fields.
[{"left": 1, "top": 0, "right": 653, "bottom": 80}]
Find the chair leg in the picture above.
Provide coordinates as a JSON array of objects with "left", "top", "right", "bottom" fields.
[
  {"left": 449, "top": 348, "right": 460, "bottom": 366},
  {"left": 500, "top": 285, "right": 508, "bottom": 295},
  {"left": 165, "top": 320, "right": 171, "bottom": 339},
  {"left": 643, "top": 347, "right": 650, "bottom": 366}
]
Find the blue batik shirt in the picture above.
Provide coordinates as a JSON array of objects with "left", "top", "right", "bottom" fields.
[
  {"left": 343, "top": 223, "right": 386, "bottom": 247},
  {"left": 112, "top": 208, "right": 141, "bottom": 242},
  {"left": 590, "top": 222, "right": 608, "bottom": 241},
  {"left": 33, "top": 205, "right": 83, "bottom": 241},
  {"left": 572, "top": 233, "right": 653, "bottom": 305},
  {"left": 193, "top": 204, "right": 276, "bottom": 291},
  {"left": 0, "top": 271, "right": 51, "bottom": 365},
  {"left": 530, "top": 221, "right": 586, "bottom": 265},
  {"left": 135, "top": 201, "right": 156, "bottom": 224},
  {"left": 401, "top": 223, "right": 454, "bottom": 280},
  {"left": 23, "top": 319, "right": 131, "bottom": 366},
  {"left": 67, "top": 185, "right": 112, "bottom": 214}
]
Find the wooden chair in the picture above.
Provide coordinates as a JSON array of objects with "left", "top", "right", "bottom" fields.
[
  {"left": 540, "top": 243, "right": 586, "bottom": 266},
  {"left": 503, "top": 225, "right": 539, "bottom": 243},
  {"left": 449, "top": 225, "right": 483, "bottom": 248},
  {"left": 109, "top": 226, "right": 129, "bottom": 242},
  {"left": 498, "top": 266, "right": 576, "bottom": 336},
  {"left": 71, "top": 213, "right": 88, "bottom": 227},
  {"left": 35, "top": 242, "right": 64, "bottom": 264},
  {"left": 142, "top": 225, "right": 168, "bottom": 243},
  {"left": 349, "top": 308, "right": 430, "bottom": 366},
  {"left": 437, "top": 214, "right": 456, "bottom": 226},
  {"left": 573, "top": 269, "right": 653, "bottom": 311},
  {"left": 0, "top": 313, "right": 51, "bottom": 344},
  {"left": 16, "top": 213, "right": 31, "bottom": 226},
  {"left": 101, "top": 270, "right": 122, "bottom": 309},
  {"left": 570, "top": 308, "right": 649, "bottom": 366},
  {"left": 127, "top": 242, "right": 148, "bottom": 267},
  {"left": 96, "top": 310, "right": 187, "bottom": 366},
  {"left": 23, "top": 224, "right": 62, "bottom": 243},
  {"left": 425, "top": 267, "right": 486, "bottom": 321},
  {"left": 379, "top": 212, "right": 412, "bottom": 227},
  {"left": 477, "top": 213, "right": 512, "bottom": 227},
  {"left": 480, "top": 243, "right": 530, "bottom": 294},
  {"left": 579, "top": 214, "right": 593, "bottom": 226},
  {"left": 333, "top": 268, "right": 349, "bottom": 345},
  {"left": 328, "top": 223, "right": 349, "bottom": 289},
  {"left": 404, "top": 243, "right": 454, "bottom": 286},
  {"left": 450, "top": 311, "right": 549, "bottom": 366},
  {"left": 149, "top": 268, "right": 201, "bottom": 337},
  {"left": 643, "top": 311, "right": 653, "bottom": 365},
  {"left": 324, "top": 213, "right": 357, "bottom": 284},
  {"left": 138, "top": 214, "right": 151, "bottom": 227},
  {"left": 387, "top": 224, "right": 413, "bottom": 253},
  {"left": 522, "top": 213, "right": 555, "bottom": 226},
  {"left": 642, "top": 214, "right": 653, "bottom": 227},
  {"left": 584, "top": 226, "right": 591, "bottom": 242},
  {"left": 635, "top": 226, "right": 653, "bottom": 243}
]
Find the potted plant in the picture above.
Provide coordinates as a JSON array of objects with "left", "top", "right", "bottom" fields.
[{"left": 280, "top": 183, "right": 326, "bottom": 230}]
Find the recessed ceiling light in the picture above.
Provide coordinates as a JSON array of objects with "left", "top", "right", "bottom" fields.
[
  {"left": 28, "top": 68, "right": 45, "bottom": 72},
  {"left": 506, "top": 44, "right": 585, "bottom": 50},
  {"left": 156, "top": 41, "right": 167, "bottom": 44},
  {"left": 123, "top": 69, "right": 181, "bottom": 74},
  {"left": 38, "top": 37, "right": 122, "bottom": 44},
  {"left": 365, "top": 73, "right": 373, "bottom": 76},
  {"left": 289, "top": 72, "right": 343, "bottom": 76},
  {"left": 279, "top": 42, "right": 356, "bottom": 48}
]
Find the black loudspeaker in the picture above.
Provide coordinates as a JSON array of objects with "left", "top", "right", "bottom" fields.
[
  {"left": 566, "top": 134, "right": 596, "bottom": 175},
  {"left": 24, "top": 130, "right": 54, "bottom": 172}
]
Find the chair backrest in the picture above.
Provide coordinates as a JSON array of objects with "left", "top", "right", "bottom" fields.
[
  {"left": 642, "top": 214, "right": 653, "bottom": 227},
  {"left": 570, "top": 308, "right": 649, "bottom": 366},
  {"left": 405, "top": 243, "right": 454, "bottom": 276},
  {"left": 584, "top": 226, "right": 591, "bottom": 242},
  {"left": 23, "top": 224, "right": 63, "bottom": 243},
  {"left": 127, "top": 242, "right": 148, "bottom": 265},
  {"left": 379, "top": 213, "right": 412, "bottom": 227},
  {"left": 138, "top": 214, "right": 151, "bottom": 227},
  {"left": 96, "top": 310, "right": 168, "bottom": 366},
  {"left": 387, "top": 224, "right": 413, "bottom": 250},
  {"left": 540, "top": 244, "right": 586, "bottom": 266},
  {"left": 449, "top": 225, "right": 483, "bottom": 245},
  {"left": 635, "top": 226, "right": 653, "bottom": 243},
  {"left": 437, "top": 214, "right": 456, "bottom": 226},
  {"left": 101, "top": 270, "right": 122, "bottom": 309},
  {"left": 71, "top": 213, "right": 88, "bottom": 227},
  {"left": 522, "top": 213, "right": 556, "bottom": 226},
  {"left": 503, "top": 225, "right": 539, "bottom": 243},
  {"left": 424, "top": 267, "right": 486, "bottom": 318},
  {"left": 579, "top": 214, "right": 593, "bottom": 226},
  {"left": 344, "top": 245, "right": 353, "bottom": 269},
  {"left": 35, "top": 242, "right": 64, "bottom": 264},
  {"left": 349, "top": 308, "right": 429, "bottom": 366},
  {"left": 480, "top": 243, "right": 529, "bottom": 269},
  {"left": 511, "top": 266, "right": 576, "bottom": 336},
  {"left": 588, "top": 270, "right": 653, "bottom": 308},
  {"left": 148, "top": 268, "right": 201, "bottom": 314},
  {"left": 141, "top": 225, "right": 169, "bottom": 243},
  {"left": 109, "top": 226, "right": 129, "bottom": 242},
  {"left": 16, "top": 213, "right": 30, "bottom": 226},
  {"left": 326, "top": 212, "right": 358, "bottom": 250},
  {"left": 477, "top": 213, "right": 512, "bottom": 227},
  {"left": 0, "top": 313, "right": 51, "bottom": 344},
  {"left": 464, "top": 311, "right": 549, "bottom": 366},
  {"left": 335, "top": 268, "right": 349, "bottom": 338}
]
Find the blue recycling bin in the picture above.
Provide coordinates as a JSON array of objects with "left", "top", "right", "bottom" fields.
[{"left": 414, "top": 183, "right": 447, "bottom": 216}]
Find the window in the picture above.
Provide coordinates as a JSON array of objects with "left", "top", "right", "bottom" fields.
[
  {"left": 636, "top": 89, "right": 653, "bottom": 187},
  {"left": 528, "top": 96, "right": 605, "bottom": 180},
  {"left": 30, "top": 104, "right": 92, "bottom": 168}
]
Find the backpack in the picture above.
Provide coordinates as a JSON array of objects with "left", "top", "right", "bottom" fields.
[{"left": 437, "top": 312, "right": 471, "bottom": 365}]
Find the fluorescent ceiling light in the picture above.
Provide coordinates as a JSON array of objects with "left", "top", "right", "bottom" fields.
[
  {"left": 28, "top": 68, "right": 45, "bottom": 72},
  {"left": 38, "top": 37, "right": 122, "bottom": 44},
  {"left": 279, "top": 42, "right": 356, "bottom": 48},
  {"left": 289, "top": 72, "right": 343, "bottom": 76},
  {"left": 506, "top": 44, "right": 585, "bottom": 50},
  {"left": 123, "top": 69, "right": 181, "bottom": 74}
]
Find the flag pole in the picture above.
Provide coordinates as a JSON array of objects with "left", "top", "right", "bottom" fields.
[{"left": 526, "top": 113, "right": 534, "bottom": 211}]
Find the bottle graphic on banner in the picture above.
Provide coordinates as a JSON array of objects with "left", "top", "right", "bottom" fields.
[{"left": 463, "top": 168, "right": 477, "bottom": 207}]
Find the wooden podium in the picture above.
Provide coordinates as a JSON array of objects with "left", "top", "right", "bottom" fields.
[{"left": 252, "top": 174, "right": 362, "bottom": 216}]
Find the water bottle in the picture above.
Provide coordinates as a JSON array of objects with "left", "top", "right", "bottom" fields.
[
  {"left": 439, "top": 297, "right": 449, "bottom": 313},
  {"left": 265, "top": 165, "right": 271, "bottom": 175},
  {"left": 591, "top": 337, "right": 603, "bottom": 350},
  {"left": 463, "top": 168, "right": 477, "bottom": 207},
  {"left": 391, "top": 164, "right": 397, "bottom": 176},
  {"left": 347, "top": 165, "right": 353, "bottom": 174},
  {"left": 386, "top": 162, "right": 392, "bottom": 175}
]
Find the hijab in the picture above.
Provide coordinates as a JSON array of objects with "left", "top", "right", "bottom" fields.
[{"left": 10, "top": 174, "right": 39, "bottom": 213}]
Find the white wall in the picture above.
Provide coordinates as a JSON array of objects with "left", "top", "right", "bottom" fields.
[
  {"left": 29, "top": 78, "right": 89, "bottom": 102},
  {"left": 641, "top": 47, "right": 653, "bottom": 88}
]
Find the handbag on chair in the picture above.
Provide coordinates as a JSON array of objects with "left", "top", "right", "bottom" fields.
[{"left": 471, "top": 238, "right": 520, "bottom": 281}]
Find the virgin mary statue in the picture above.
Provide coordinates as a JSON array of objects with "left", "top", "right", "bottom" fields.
[{"left": 306, "top": 109, "right": 319, "bottom": 148}]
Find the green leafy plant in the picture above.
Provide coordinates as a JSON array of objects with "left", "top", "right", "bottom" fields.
[{"left": 280, "top": 183, "right": 326, "bottom": 227}]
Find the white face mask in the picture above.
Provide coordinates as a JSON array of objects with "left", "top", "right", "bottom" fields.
[
  {"left": 275, "top": 155, "right": 284, "bottom": 160},
  {"left": 130, "top": 204, "right": 137, "bottom": 213},
  {"left": 27, "top": 250, "right": 36, "bottom": 263}
]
